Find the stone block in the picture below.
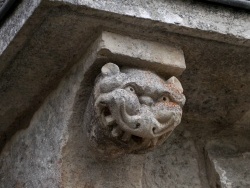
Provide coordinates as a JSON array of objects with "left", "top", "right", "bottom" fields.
[
  {"left": 78, "top": 32, "right": 186, "bottom": 85},
  {"left": 205, "top": 135, "right": 250, "bottom": 188},
  {"left": 95, "top": 31, "right": 186, "bottom": 76}
]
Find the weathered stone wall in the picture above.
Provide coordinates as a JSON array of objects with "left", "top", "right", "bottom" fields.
[
  {"left": 0, "top": 43, "right": 203, "bottom": 187},
  {"left": 0, "top": 56, "right": 81, "bottom": 187},
  {"left": 0, "top": 0, "right": 249, "bottom": 187}
]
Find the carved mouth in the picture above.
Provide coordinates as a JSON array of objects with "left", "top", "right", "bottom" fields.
[
  {"left": 101, "top": 106, "right": 115, "bottom": 126},
  {"left": 100, "top": 106, "right": 144, "bottom": 144},
  {"left": 98, "top": 104, "right": 175, "bottom": 151}
]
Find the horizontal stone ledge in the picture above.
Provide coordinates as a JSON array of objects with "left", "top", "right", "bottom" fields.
[{"left": 91, "top": 31, "right": 186, "bottom": 77}]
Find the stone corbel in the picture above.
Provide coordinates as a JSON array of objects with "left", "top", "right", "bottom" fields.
[{"left": 82, "top": 31, "right": 186, "bottom": 159}]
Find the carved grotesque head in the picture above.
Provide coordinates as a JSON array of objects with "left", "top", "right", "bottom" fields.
[{"left": 84, "top": 63, "right": 185, "bottom": 159}]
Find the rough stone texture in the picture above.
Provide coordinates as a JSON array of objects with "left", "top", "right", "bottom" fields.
[
  {"left": 59, "top": 0, "right": 249, "bottom": 45},
  {"left": 2, "top": 0, "right": 248, "bottom": 56},
  {"left": 0, "top": 0, "right": 249, "bottom": 152},
  {"left": 207, "top": 153, "right": 250, "bottom": 188},
  {"left": 84, "top": 63, "right": 185, "bottom": 159},
  {"left": 0, "top": 0, "right": 249, "bottom": 187},
  {"left": 63, "top": 120, "right": 203, "bottom": 187},
  {"left": 97, "top": 32, "right": 186, "bottom": 76},
  {"left": 142, "top": 129, "right": 202, "bottom": 188},
  {"left": 62, "top": 115, "right": 146, "bottom": 188},
  {"left": 0, "top": 32, "right": 198, "bottom": 188},
  {"left": 205, "top": 131, "right": 250, "bottom": 188},
  {"left": 0, "top": 58, "right": 81, "bottom": 187},
  {"left": 0, "top": 36, "right": 93, "bottom": 187},
  {"left": 234, "top": 110, "right": 250, "bottom": 130}
]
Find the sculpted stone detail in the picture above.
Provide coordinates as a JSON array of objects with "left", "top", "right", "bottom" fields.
[{"left": 84, "top": 63, "right": 185, "bottom": 159}]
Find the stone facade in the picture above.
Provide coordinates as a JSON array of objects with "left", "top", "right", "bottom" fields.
[{"left": 0, "top": 0, "right": 249, "bottom": 187}]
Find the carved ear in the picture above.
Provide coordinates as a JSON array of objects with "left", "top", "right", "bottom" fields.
[
  {"left": 166, "top": 76, "right": 183, "bottom": 93},
  {"left": 101, "top": 63, "right": 120, "bottom": 77}
]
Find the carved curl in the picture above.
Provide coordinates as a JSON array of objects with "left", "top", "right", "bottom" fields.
[{"left": 84, "top": 63, "right": 185, "bottom": 159}]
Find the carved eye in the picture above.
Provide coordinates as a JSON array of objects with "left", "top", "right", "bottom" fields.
[
  {"left": 160, "top": 95, "right": 170, "bottom": 102},
  {"left": 125, "top": 86, "right": 136, "bottom": 93}
]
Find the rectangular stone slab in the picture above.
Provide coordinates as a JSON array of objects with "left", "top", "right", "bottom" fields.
[{"left": 94, "top": 31, "right": 186, "bottom": 76}]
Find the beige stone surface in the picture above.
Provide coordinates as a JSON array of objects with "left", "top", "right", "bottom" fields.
[
  {"left": 0, "top": 0, "right": 249, "bottom": 187},
  {"left": 0, "top": 31, "right": 193, "bottom": 188},
  {"left": 205, "top": 133, "right": 250, "bottom": 188},
  {"left": 97, "top": 31, "right": 186, "bottom": 76},
  {"left": 0, "top": 0, "right": 249, "bottom": 155},
  {"left": 0, "top": 55, "right": 82, "bottom": 187},
  {"left": 142, "top": 129, "right": 203, "bottom": 188},
  {"left": 83, "top": 62, "right": 185, "bottom": 159}
]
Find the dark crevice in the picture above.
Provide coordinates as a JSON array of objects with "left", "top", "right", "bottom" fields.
[
  {"left": 103, "top": 107, "right": 111, "bottom": 117},
  {"left": 0, "top": 0, "right": 20, "bottom": 26},
  {"left": 202, "top": 0, "right": 250, "bottom": 10},
  {"left": 131, "top": 135, "right": 143, "bottom": 144}
]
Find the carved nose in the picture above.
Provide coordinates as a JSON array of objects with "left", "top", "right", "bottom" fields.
[
  {"left": 155, "top": 111, "right": 174, "bottom": 124},
  {"left": 139, "top": 96, "right": 154, "bottom": 106}
]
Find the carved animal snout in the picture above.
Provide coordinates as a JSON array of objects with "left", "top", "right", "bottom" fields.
[
  {"left": 85, "top": 63, "right": 185, "bottom": 157},
  {"left": 139, "top": 96, "right": 154, "bottom": 106},
  {"left": 120, "top": 103, "right": 177, "bottom": 138},
  {"left": 96, "top": 88, "right": 182, "bottom": 140},
  {"left": 152, "top": 102, "right": 182, "bottom": 125}
]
